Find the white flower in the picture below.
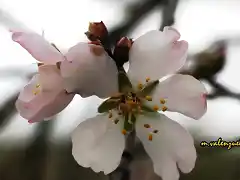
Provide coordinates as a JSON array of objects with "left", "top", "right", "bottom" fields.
[{"left": 71, "top": 26, "right": 207, "bottom": 180}]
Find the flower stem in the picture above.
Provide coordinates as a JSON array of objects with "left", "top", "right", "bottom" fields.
[{"left": 108, "top": 130, "right": 136, "bottom": 180}]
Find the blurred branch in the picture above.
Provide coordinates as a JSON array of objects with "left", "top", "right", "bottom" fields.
[
  {"left": 179, "top": 39, "right": 240, "bottom": 101},
  {"left": 21, "top": 120, "right": 54, "bottom": 180},
  {"left": 160, "top": 0, "right": 179, "bottom": 30},
  {"left": 0, "top": 93, "right": 18, "bottom": 129},
  {"left": 108, "top": 0, "right": 179, "bottom": 45},
  {"left": 108, "top": 0, "right": 160, "bottom": 44}
]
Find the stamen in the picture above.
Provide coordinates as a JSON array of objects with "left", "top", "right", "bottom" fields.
[
  {"left": 153, "top": 105, "right": 159, "bottom": 111},
  {"left": 122, "top": 129, "right": 127, "bottom": 135},
  {"left": 146, "top": 77, "right": 150, "bottom": 82},
  {"left": 33, "top": 90, "right": 40, "bottom": 95},
  {"left": 153, "top": 130, "right": 159, "bottom": 134},
  {"left": 126, "top": 100, "right": 136, "bottom": 105},
  {"left": 161, "top": 106, "right": 168, "bottom": 112},
  {"left": 160, "top": 99, "right": 166, "bottom": 104},
  {"left": 144, "top": 124, "right": 151, "bottom": 128},
  {"left": 35, "top": 84, "right": 40, "bottom": 88},
  {"left": 137, "top": 83, "right": 143, "bottom": 90},
  {"left": 145, "top": 96, "right": 152, "bottom": 101},
  {"left": 148, "top": 133, "right": 153, "bottom": 141}
]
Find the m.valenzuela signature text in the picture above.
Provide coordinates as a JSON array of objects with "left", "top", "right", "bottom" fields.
[{"left": 200, "top": 137, "right": 240, "bottom": 150}]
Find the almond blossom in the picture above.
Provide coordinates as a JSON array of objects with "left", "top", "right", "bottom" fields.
[
  {"left": 12, "top": 30, "right": 118, "bottom": 122},
  {"left": 71, "top": 27, "right": 207, "bottom": 180}
]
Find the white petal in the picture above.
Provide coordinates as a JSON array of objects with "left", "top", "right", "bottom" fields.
[
  {"left": 128, "top": 27, "right": 188, "bottom": 83},
  {"left": 61, "top": 43, "right": 118, "bottom": 98},
  {"left": 71, "top": 113, "right": 125, "bottom": 174},
  {"left": 136, "top": 113, "right": 196, "bottom": 180},
  {"left": 151, "top": 74, "right": 207, "bottom": 119}
]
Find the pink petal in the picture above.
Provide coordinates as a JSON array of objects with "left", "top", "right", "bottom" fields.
[
  {"left": 61, "top": 43, "right": 118, "bottom": 98},
  {"left": 128, "top": 27, "right": 188, "bottom": 83},
  {"left": 16, "top": 90, "right": 74, "bottom": 123},
  {"left": 11, "top": 30, "right": 64, "bottom": 64},
  {"left": 38, "top": 65, "right": 63, "bottom": 91},
  {"left": 151, "top": 74, "right": 207, "bottom": 119}
]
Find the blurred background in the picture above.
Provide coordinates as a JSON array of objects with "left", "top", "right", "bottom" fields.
[{"left": 0, "top": 0, "right": 240, "bottom": 179}]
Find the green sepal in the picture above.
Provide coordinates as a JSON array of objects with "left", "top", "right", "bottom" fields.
[
  {"left": 130, "top": 113, "right": 136, "bottom": 124},
  {"left": 118, "top": 71, "right": 132, "bottom": 93},
  {"left": 139, "top": 80, "right": 159, "bottom": 96},
  {"left": 98, "top": 98, "right": 120, "bottom": 113},
  {"left": 141, "top": 105, "right": 156, "bottom": 112},
  {"left": 124, "top": 113, "right": 133, "bottom": 131}
]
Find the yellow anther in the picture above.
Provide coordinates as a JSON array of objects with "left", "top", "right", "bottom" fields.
[
  {"left": 153, "top": 130, "right": 159, "bottom": 134},
  {"left": 160, "top": 99, "right": 166, "bottom": 104},
  {"left": 35, "top": 84, "right": 40, "bottom": 88},
  {"left": 144, "top": 124, "right": 151, "bottom": 128},
  {"left": 126, "top": 100, "right": 136, "bottom": 105},
  {"left": 33, "top": 90, "right": 40, "bottom": 95},
  {"left": 146, "top": 77, "right": 150, "bottom": 82},
  {"left": 153, "top": 105, "right": 159, "bottom": 111},
  {"left": 108, "top": 112, "right": 113, "bottom": 118},
  {"left": 145, "top": 96, "right": 152, "bottom": 101},
  {"left": 122, "top": 129, "right": 127, "bottom": 135},
  {"left": 162, "top": 106, "right": 168, "bottom": 112},
  {"left": 137, "top": 83, "right": 143, "bottom": 90},
  {"left": 148, "top": 134, "right": 153, "bottom": 141}
]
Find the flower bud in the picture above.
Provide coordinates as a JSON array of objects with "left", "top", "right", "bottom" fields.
[
  {"left": 88, "top": 21, "right": 108, "bottom": 39},
  {"left": 116, "top": 37, "right": 133, "bottom": 48},
  {"left": 113, "top": 37, "right": 133, "bottom": 67}
]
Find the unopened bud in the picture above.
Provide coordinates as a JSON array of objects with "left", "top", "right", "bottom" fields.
[
  {"left": 116, "top": 37, "right": 133, "bottom": 48},
  {"left": 88, "top": 21, "right": 108, "bottom": 38}
]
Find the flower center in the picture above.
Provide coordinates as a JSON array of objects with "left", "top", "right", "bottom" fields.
[{"left": 98, "top": 76, "right": 168, "bottom": 141}]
